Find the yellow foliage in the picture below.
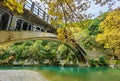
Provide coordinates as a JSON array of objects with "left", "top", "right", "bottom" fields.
[
  {"left": 44, "top": 45, "right": 50, "bottom": 50},
  {"left": 57, "top": 28, "right": 65, "bottom": 40},
  {"left": 1, "top": 0, "right": 24, "bottom": 14},
  {"left": 96, "top": 8, "right": 120, "bottom": 55},
  {"left": 57, "top": 23, "right": 83, "bottom": 45},
  {"left": 47, "top": 0, "right": 75, "bottom": 26},
  {"left": 57, "top": 44, "right": 64, "bottom": 51}
]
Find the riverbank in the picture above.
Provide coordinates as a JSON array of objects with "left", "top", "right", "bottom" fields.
[{"left": 0, "top": 70, "right": 48, "bottom": 81}]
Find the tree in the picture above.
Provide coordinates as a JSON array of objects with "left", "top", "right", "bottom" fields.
[
  {"left": 0, "top": 0, "right": 24, "bottom": 13},
  {"left": 41, "top": 0, "right": 116, "bottom": 27},
  {"left": 57, "top": 22, "right": 83, "bottom": 47},
  {"left": 41, "top": 0, "right": 117, "bottom": 51},
  {"left": 0, "top": 44, "right": 15, "bottom": 65},
  {"left": 96, "top": 8, "right": 120, "bottom": 65},
  {"left": 81, "top": 13, "right": 107, "bottom": 49}
]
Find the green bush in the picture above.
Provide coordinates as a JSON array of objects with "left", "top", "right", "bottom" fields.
[
  {"left": 89, "top": 55, "right": 108, "bottom": 67},
  {"left": 19, "top": 61, "right": 24, "bottom": 65}
]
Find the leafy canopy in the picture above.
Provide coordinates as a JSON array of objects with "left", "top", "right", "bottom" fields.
[
  {"left": 96, "top": 8, "right": 120, "bottom": 55},
  {"left": 41, "top": 0, "right": 116, "bottom": 26},
  {"left": 0, "top": 0, "right": 24, "bottom": 13}
]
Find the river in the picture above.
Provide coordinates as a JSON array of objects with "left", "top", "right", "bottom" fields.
[{"left": 0, "top": 66, "right": 120, "bottom": 81}]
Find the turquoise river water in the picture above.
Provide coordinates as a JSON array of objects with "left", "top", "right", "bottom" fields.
[{"left": 0, "top": 66, "right": 120, "bottom": 81}]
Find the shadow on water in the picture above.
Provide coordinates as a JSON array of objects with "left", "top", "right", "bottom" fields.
[{"left": 0, "top": 65, "right": 120, "bottom": 81}]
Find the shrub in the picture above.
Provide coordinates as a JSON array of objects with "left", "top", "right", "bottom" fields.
[{"left": 89, "top": 55, "right": 108, "bottom": 67}]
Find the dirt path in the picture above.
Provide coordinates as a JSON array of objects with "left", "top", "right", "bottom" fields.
[{"left": 0, "top": 70, "right": 48, "bottom": 81}]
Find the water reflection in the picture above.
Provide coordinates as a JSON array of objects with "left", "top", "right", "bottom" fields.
[
  {"left": 38, "top": 66, "right": 120, "bottom": 81},
  {"left": 0, "top": 66, "right": 120, "bottom": 81}
]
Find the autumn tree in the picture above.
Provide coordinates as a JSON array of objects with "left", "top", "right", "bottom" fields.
[
  {"left": 41, "top": 0, "right": 118, "bottom": 48},
  {"left": 41, "top": 0, "right": 116, "bottom": 26},
  {"left": 96, "top": 8, "right": 120, "bottom": 64},
  {"left": 0, "top": 0, "right": 24, "bottom": 13}
]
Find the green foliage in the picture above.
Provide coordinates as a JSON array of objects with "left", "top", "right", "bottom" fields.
[
  {"left": 19, "top": 60, "right": 24, "bottom": 65},
  {"left": 0, "top": 40, "right": 77, "bottom": 66},
  {"left": 89, "top": 55, "right": 108, "bottom": 67},
  {"left": 0, "top": 45, "right": 15, "bottom": 65},
  {"left": 88, "top": 13, "right": 107, "bottom": 36},
  {"left": 80, "top": 13, "right": 107, "bottom": 49},
  {"left": 78, "top": 19, "right": 92, "bottom": 29}
]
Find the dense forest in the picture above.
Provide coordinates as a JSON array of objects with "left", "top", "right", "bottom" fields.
[{"left": 0, "top": 0, "right": 120, "bottom": 67}]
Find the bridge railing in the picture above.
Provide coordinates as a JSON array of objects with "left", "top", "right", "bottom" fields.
[{"left": 24, "top": 0, "right": 52, "bottom": 24}]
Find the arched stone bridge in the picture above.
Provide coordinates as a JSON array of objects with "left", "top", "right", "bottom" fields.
[
  {"left": 0, "top": 31, "right": 87, "bottom": 63},
  {"left": 0, "top": 0, "right": 87, "bottom": 63}
]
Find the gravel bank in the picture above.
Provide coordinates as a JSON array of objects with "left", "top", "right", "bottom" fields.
[{"left": 0, "top": 70, "right": 48, "bottom": 81}]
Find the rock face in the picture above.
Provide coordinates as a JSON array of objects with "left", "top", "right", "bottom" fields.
[{"left": 0, "top": 70, "right": 48, "bottom": 81}]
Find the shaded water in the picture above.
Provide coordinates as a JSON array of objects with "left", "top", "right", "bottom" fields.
[{"left": 0, "top": 66, "right": 120, "bottom": 81}]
